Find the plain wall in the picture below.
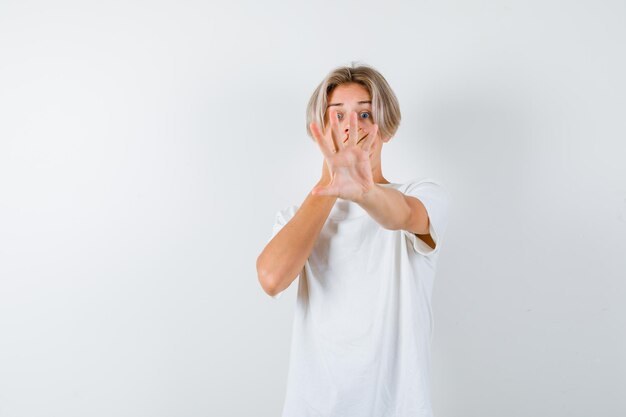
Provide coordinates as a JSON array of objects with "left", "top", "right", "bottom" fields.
[{"left": 1, "top": 1, "right": 625, "bottom": 416}]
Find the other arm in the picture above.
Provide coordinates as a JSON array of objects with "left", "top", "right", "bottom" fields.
[
  {"left": 256, "top": 182, "right": 338, "bottom": 297},
  {"left": 355, "top": 185, "right": 435, "bottom": 249}
]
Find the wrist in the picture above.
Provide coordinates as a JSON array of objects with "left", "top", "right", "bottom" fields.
[
  {"left": 354, "top": 183, "right": 381, "bottom": 205},
  {"left": 317, "top": 176, "right": 331, "bottom": 187},
  {"left": 311, "top": 179, "right": 336, "bottom": 200}
]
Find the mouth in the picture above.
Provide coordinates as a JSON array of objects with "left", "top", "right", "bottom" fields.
[{"left": 343, "top": 128, "right": 366, "bottom": 144}]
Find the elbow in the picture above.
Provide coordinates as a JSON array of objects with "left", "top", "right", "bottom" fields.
[{"left": 256, "top": 255, "right": 280, "bottom": 296}]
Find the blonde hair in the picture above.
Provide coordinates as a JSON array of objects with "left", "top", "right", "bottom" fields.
[{"left": 305, "top": 62, "right": 401, "bottom": 142}]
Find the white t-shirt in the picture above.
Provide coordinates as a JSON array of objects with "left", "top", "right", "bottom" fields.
[{"left": 266, "top": 178, "right": 451, "bottom": 417}]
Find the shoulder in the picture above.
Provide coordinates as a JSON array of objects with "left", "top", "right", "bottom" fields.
[{"left": 400, "top": 178, "right": 450, "bottom": 198}]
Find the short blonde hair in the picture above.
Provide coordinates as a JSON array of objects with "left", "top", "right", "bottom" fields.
[{"left": 305, "top": 62, "right": 401, "bottom": 142}]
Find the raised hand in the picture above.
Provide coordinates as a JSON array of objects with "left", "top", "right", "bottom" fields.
[{"left": 310, "top": 109, "right": 379, "bottom": 202}]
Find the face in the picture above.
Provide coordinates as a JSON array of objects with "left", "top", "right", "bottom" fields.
[{"left": 324, "top": 82, "right": 386, "bottom": 162}]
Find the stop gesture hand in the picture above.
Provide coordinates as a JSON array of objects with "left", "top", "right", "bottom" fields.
[{"left": 309, "top": 109, "right": 379, "bottom": 202}]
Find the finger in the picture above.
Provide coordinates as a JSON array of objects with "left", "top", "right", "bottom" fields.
[
  {"left": 348, "top": 111, "right": 358, "bottom": 146},
  {"left": 356, "top": 129, "right": 368, "bottom": 146},
  {"left": 362, "top": 124, "right": 378, "bottom": 152},
  {"left": 310, "top": 122, "right": 334, "bottom": 158},
  {"left": 327, "top": 122, "right": 343, "bottom": 153},
  {"left": 328, "top": 109, "right": 341, "bottom": 152},
  {"left": 343, "top": 130, "right": 350, "bottom": 144},
  {"left": 311, "top": 123, "right": 335, "bottom": 158}
]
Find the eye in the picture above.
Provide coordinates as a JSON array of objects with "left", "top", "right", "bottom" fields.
[
  {"left": 360, "top": 112, "right": 371, "bottom": 119},
  {"left": 336, "top": 113, "right": 343, "bottom": 120}
]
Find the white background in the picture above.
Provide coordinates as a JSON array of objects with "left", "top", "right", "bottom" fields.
[{"left": 1, "top": 1, "right": 625, "bottom": 416}]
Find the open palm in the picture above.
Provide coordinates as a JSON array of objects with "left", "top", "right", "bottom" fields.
[{"left": 310, "top": 110, "right": 379, "bottom": 202}]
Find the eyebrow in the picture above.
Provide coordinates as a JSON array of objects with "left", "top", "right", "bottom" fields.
[{"left": 327, "top": 100, "right": 372, "bottom": 108}]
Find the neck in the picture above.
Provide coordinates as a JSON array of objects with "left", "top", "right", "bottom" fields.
[{"left": 370, "top": 159, "right": 388, "bottom": 184}]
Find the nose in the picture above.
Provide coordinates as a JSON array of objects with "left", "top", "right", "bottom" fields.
[{"left": 340, "top": 112, "right": 362, "bottom": 134}]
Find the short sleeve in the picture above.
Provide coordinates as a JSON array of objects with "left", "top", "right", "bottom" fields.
[
  {"left": 266, "top": 205, "right": 300, "bottom": 300},
  {"left": 401, "top": 179, "right": 451, "bottom": 257}
]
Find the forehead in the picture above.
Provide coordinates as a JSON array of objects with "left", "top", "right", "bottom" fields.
[{"left": 328, "top": 83, "right": 371, "bottom": 104}]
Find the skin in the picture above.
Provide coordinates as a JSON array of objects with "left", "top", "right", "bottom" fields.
[
  {"left": 257, "top": 82, "right": 435, "bottom": 297},
  {"left": 310, "top": 82, "right": 435, "bottom": 244},
  {"left": 310, "top": 82, "right": 391, "bottom": 197}
]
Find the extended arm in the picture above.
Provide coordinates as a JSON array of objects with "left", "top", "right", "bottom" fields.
[{"left": 355, "top": 185, "right": 435, "bottom": 249}]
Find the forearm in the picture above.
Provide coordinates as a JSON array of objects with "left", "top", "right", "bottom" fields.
[
  {"left": 258, "top": 182, "right": 337, "bottom": 294},
  {"left": 355, "top": 184, "right": 411, "bottom": 231}
]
